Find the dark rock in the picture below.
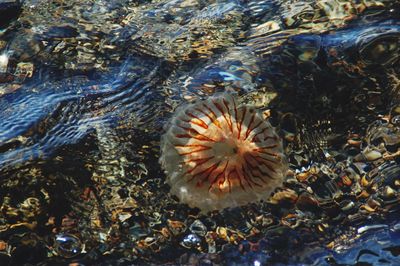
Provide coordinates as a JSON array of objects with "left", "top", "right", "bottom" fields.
[{"left": 0, "top": 0, "right": 22, "bottom": 28}]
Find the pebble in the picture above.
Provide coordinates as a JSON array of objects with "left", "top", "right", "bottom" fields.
[
  {"left": 357, "top": 224, "right": 389, "bottom": 235},
  {"left": 181, "top": 234, "right": 201, "bottom": 249},
  {"left": 54, "top": 234, "right": 83, "bottom": 258},
  {"left": 189, "top": 220, "right": 207, "bottom": 236},
  {"left": 363, "top": 148, "right": 383, "bottom": 161},
  {"left": 392, "top": 223, "right": 400, "bottom": 232}
]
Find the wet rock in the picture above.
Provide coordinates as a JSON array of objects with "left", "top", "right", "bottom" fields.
[
  {"left": 14, "top": 62, "right": 34, "bottom": 81},
  {"left": 44, "top": 25, "right": 79, "bottom": 39},
  {"left": 295, "top": 193, "right": 320, "bottom": 213},
  {"left": 339, "top": 200, "right": 356, "bottom": 212},
  {"left": 180, "top": 234, "right": 201, "bottom": 249},
  {"left": 0, "top": 0, "right": 22, "bottom": 28},
  {"left": 189, "top": 220, "right": 207, "bottom": 237},
  {"left": 392, "top": 223, "right": 400, "bottom": 232},
  {"left": 0, "top": 0, "right": 399, "bottom": 265},
  {"left": 54, "top": 234, "right": 82, "bottom": 258},
  {"left": 9, "top": 234, "right": 47, "bottom": 265},
  {"left": 357, "top": 224, "right": 388, "bottom": 235},
  {"left": 179, "top": 252, "right": 222, "bottom": 265},
  {"left": 362, "top": 147, "right": 383, "bottom": 161},
  {"left": 382, "top": 186, "right": 397, "bottom": 198},
  {"left": 0, "top": 53, "right": 8, "bottom": 73},
  {"left": 167, "top": 220, "right": 186, "bottom": 236}
]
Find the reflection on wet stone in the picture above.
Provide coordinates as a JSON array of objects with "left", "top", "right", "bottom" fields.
[{"left": 54, "top": 234, "right": 83, "bottom": 258}]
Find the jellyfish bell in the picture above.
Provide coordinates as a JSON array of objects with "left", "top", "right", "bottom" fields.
[{"left": 160, "top": 93, "right": 288, "bottom": 212}]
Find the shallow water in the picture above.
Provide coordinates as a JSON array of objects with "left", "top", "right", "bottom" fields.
[{"left": 0, "top": 0, "right": 400, "bottom": 265}]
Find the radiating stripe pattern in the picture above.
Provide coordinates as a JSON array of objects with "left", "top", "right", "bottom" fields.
[{"left": 160, "top": 94, "right": 287, "bottom": 212}]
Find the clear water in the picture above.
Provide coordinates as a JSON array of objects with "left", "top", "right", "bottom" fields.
[{"left": 0, "top": 0, "right": 399, "bottom": 265}]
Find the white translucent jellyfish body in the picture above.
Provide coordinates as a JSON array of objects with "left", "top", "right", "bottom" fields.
[{"left": 160, "top": 94, "right": 287, "bottom": 212}]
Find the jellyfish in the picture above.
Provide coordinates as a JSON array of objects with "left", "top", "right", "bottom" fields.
[{"left": 160, "top": 94, "right": 287, "bottom": 212}]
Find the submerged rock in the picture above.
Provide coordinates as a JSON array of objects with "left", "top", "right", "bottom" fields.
[
  {"left": 0, "top": 0, "right": 21, "bottom": 29},
  {"left": 0, "top": 0, "right": 399, "bottom": 265}
]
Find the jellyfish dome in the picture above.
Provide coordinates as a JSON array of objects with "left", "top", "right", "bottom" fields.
[{"left": 160, "top": 94, "right": 287, "bottom": 212}]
